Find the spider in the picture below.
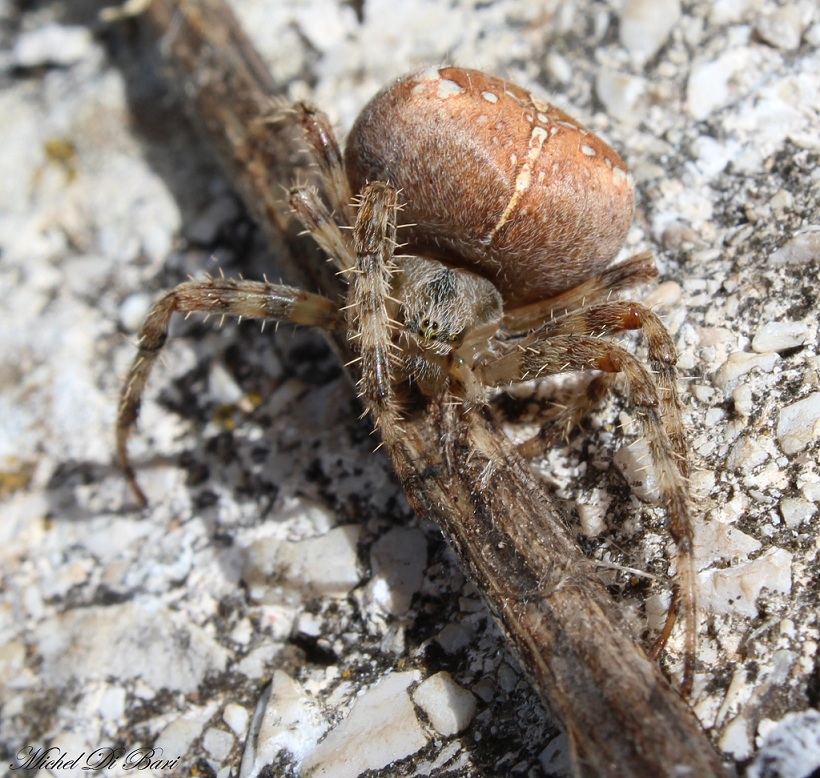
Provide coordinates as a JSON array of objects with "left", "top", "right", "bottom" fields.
[{"left": 117, "top": 66, "right": 697, "bottom": 695}]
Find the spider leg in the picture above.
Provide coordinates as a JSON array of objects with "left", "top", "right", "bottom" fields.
[
  {"left": 117, "top": 277, "right": 341, "bottom": 506},
  {"left": 514, "top": 300, "right": 685, "bottom": 460},
  {"left": 482, "top": 333, "right": 697, "bottom": 696},
  {"left": 347, "top": 182, "right": 405, "bottom": 447},
  {"left": 293, "top": 102, "right": 356, "bottom": 229},
  {"left": 501, "top": 251, "right": 657, "bottom": 332},
  {"left": 289, "top": 186, "right": 358, "bottom": 272}
]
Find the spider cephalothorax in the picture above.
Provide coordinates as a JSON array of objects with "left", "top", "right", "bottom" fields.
[{"left": 118, "top": 66, "right": 697, "bottom": 694}]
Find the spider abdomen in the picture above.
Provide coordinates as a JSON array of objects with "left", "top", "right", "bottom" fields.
[{"left": 345, "top": 67, "right": 635, "bottom": 308}]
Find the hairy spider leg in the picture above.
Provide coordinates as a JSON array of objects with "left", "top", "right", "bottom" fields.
[
  {"left": 500, "top": 251, "right": 658, "bottom": 333},
  {"left": 347, "top": 182, "right": 405, "bottom": 446},
  {"left": 483, "top": 327, "right": 696, "bottom": 696},
  {"left": 293, "top": 102, "right": 356, "bottom": 229},
  {"left": 117, "top": 278, "right": 341, "bottom": 506}
]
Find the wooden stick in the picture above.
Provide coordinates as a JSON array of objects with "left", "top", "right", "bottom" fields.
[{"left": 136, "top": 1, "right": 727, "bottom": 774}]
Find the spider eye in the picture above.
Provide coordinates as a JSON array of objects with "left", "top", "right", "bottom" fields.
[{"left": 420, "top": 318, "right": 440, "bottom": 337}]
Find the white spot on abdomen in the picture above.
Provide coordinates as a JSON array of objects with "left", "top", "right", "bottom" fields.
[{"left": 437, "top": 79, "right": 465, "bottom": 98}]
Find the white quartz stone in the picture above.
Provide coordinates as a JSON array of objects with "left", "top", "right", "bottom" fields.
[
  {"left": 619, "top": 0, "right": 681, "bottom": 66},
  {"left": 300, "top": 671, "right": 427, "bottom": 778},
  {"left": 777, "top": 394, "right": 820, "bottom": 454},
  {"left": 699, "top": 547, "right": 793, "bottom": 616},
  {"left": 412, "top": 671, "right": 477, "bottom": 736}
]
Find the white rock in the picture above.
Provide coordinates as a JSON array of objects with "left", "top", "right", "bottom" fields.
[
  {"left": 34, "top": 601, "right": 229, "bottom": 694},
  {"left": 290, "top": 526, "right": 361, "bottom": 593},
  {"left": 686, "top": 50, "right": 749, "bottom": 120},
  {"left": 595, "top": 69, "right": 646, "bottom": 125},
  {"left": 747, "top": 709, "right": 820, "bottom": 778},
  {"left": 577, "top": 489, "right": 610, "bottom": 537},
  {"left": 777, "top": 393, "right": 820, "bottom": 454},
  {"left": 732, "top": 385, "right": 755, "bottom": 417},
  {"left": 118, "top": 292, "right": 154, "bottom": 334},
  {"left": 709, "top": 0, "right": 763, "bottom": 25},
  {"left": 98, "top": 685, "right": 126, "bottom": 722},
  {"left": 209, "top": 361, "right": 245, "bottom": 405},
  {"left": 412, "top": 671, "right": 477, "bottom": 736},
  {"left": 752, "top": 321, "right": 810, "bottom": 353},
  {"left": 12, "top": 24, "right": 93, "bottom": 68},
  {"left": 619, "top": 0, "right": 680, "bottom": 66},
  {"left": 727, "top": 436, "right": 771, "bottom": 475},
  {"left": 156, "top": 706, "right": 220, "bottom": 761},
  {"left": 242, "top": 525, "right": 361, "bottom": 596},
  {"left": 229, "top": 618, "right": 254, "bottom": 646},
  {"left": 770, "top": 228, "right": 820, "bottom": 265},
  {"left": 434, "top": 623, "right": 474, "bottom": 654},
  {"left": 300, "top": 671, "right": 427, "bottom": 778},
  {"left": 779, "top": 498, "right": 817, "bottom": 529},
  {"left": 713, "top": 351, "right": 780, "bottom": 393},
  {"left": 293, "top": 610, "right": 323, "bottom": 638},
  {"left": 613, "top": 437, "right": 659, "bottom": 503},
  {"left": 240, "top": 670, "right": 327, "bottom": 776},
  {"left": 690, "top": 135, "right": 732, "bottom": 179},
  {"left": 236, "top": 644, "right": 279, "bottom": 680},
  {"left": 755, "top": 6, "right": 805, "bottom": 51},
  {"left": 643, "top": 280, "right": 683, "bottom": 309},
  {"left": 699, "top": 547, "right": 792, "bottom": 617},
  {"left": 694, "top": 520, "right": 761, "bottom": 569},
  {"left": 545, "top": 52, "right": 572, "bottom": 84},
  {"left": 203, "top": 727, "right": 235, "bottom": 762},
  {"left": 223, "top": 703, "right": 250, "bottom": 737},
  {"left": 720, "top": 713, "right": 754, "bottom": 760},
  {"left": 367, "top": 527, "right": 427, "bottom": 616}
]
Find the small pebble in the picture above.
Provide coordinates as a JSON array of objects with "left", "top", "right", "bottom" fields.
[
  {"left": 413, "top": 671, "right": 477, "bottom": 736},
  {"left": 614, "top": 438, "right": 660, "bottom": 503},
  {"left": 619, "top": 0, "right": 681, "bottom": 65},
  {"left": 694, "top": 520, "right": 761, "bottom": 568},
  {"left": 751, "top": 321, "right": 810, "bottom": 353},
  {"left": 156, "top": 711, "right": 214, "bottom": 762},
  {"left": 779, "top": 498, "right": 817, "bottom": 529},
  {"left": 714, "top": 351, "right": 779, "bottom": 393},
  {"left": 747, "top": 710, "right": 820, "bottom": 778},
  {"left": 242, "top": 670, "right": 327, "bottom": 774},
  {"left": 755, "top": 6, "right": 805, "bottom": 51},
  {"left": 118, "top": 292, "right": 153, "bottom": 334},
  {"left": 770, "top": 228, "right": 820, "bottom": 265},
  {"left": 203, "top": 727, "right": 234, "bottom": 762},
  {"left": 12, "top": 24, "right": 93, "bottom": 68},
  {"left": 595, "top": 69, "right": 646, "bottom": 125},
  {"left": 686, "top": 49, "right": 748, "bottom": 120},
  {"left": 367, "top": 527, "right": 427, "bottom": 616},
  {"left": 545, "top": 52, "right": 572, "bottom": 84},
  {"left": 434, "top": 623, "right": 473, "bottom": 655},
  {"left": 776, "top": 393, "right": 820, "bottom": 454},
  {"left": 242, "top": 525, "right": 361, "bottom": 597},
  {"left": 577, "top": 491, "right": 610, "bottom": 537},
  {"left": 223, "top": 703, "right": 250, "bottom": 738},
  {"left": 700, "top": 547, "right": 792, "bottom": 617},
  {"left": 732, "top": 385, "right": 754, "bottom": 417},
  {"left": 300, "top": 671, "right": 427, "bottom": 778}
]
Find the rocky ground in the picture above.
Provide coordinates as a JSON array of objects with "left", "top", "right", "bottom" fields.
[{"left": 1, "top": 0, "right": 818, "bottom": 776}]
